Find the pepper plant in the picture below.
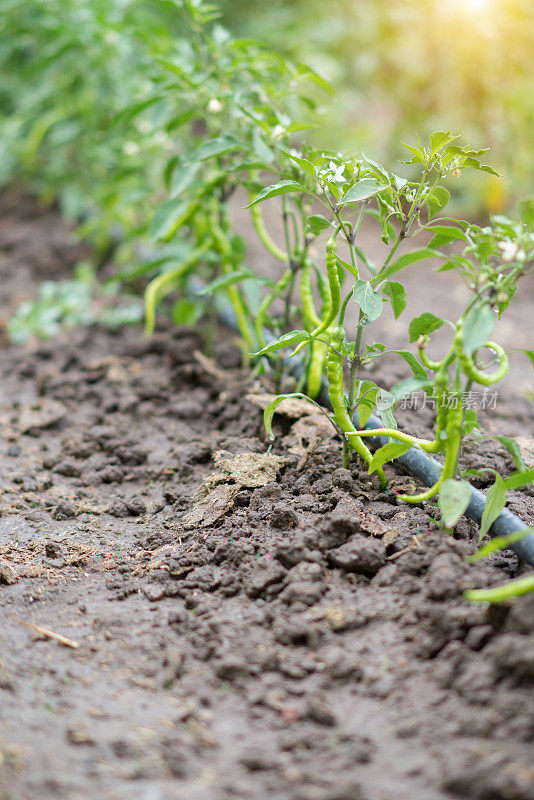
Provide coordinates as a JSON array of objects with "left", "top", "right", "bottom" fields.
[
  {"left": 251, "top": 135, "right": 533, "bottom": 530},
  {"left": 141, "top": 0, "right": 328, "bottom": 350},
  {"left": 3, "top": 0, "right": 533, "bottom": 571}
]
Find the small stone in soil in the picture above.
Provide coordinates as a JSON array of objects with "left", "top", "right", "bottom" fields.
[
  {"left": 329, "top": 535, "right": 386, "bottom": 577},
  {"left": 331, "top": 468, "right": 353, "bottom": 492},
  {"left": 215, "top": 654, "right": 250, "bottom": 681},
  {"left": 51, "top": 501, "right": 77, "bottom": 521},
  {"left": 270, "top": 504, "right": 299, "bottom": 529}
]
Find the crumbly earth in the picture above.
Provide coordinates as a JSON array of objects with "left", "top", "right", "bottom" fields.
[{"left": 0, "top": 194, "right": 533, "bottom": 800}]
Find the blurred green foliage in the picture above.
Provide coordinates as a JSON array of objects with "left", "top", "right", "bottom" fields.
[
  {"left": 218, "top": 0, "right": 534, "bottom": 212},
  {"left": 8, "top": 263, "right": 143, "bottom": 343},
  {"left": 3, "top": 0, "right": 531, "bottom": 222},
  {"left": 0, "top": 0, "right": 183, "bottom": 253}
]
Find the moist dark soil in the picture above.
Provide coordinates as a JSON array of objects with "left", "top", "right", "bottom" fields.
[{"left": 1, "top": 193, "right": 533, "bottom": 800}]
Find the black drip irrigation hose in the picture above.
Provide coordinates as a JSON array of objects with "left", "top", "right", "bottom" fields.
[
  {"left": 197, "top": 285, "right": 534, "bottom": 566},
  {"left": 337, "top": 409, "right": 534, "bottom": 566}
]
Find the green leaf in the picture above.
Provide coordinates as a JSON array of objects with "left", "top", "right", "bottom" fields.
[
  {"left": 503, "top": 469, "right": 534, "bottom": 490},
  {"left": 172, "top": 298, "right": 202, "bottom": 326},
  {"left": 188, "top": 134, "right": 242, "bottom": 163},
  {"left": 465, "top": 574, "right": 534, "bottom": 604},
  {"left": 519, "top": 196, "right": 534, "bottom": 229},
  {"left": 429, "top": 131, "right": 457, "bottom": 155},
  {"left": 462, "top": 305, "right": 495, "bottom": 354},
  {"left": 296, "top": 62, "right": 334, "bottom": 95},
  {"left": 427, "top": 186, "right": 450, "bottom": 219},
  {"left": 150, "top": 197, "right": 198, "bottom": 242},
  {"left": 382, "top": 248, "right": 442, "bottom": 279},
  {"left": 400, "top": 141, "right": 425, "bottom": 163},
  {"left": 523, "top": 350, "right": 534, "bottom": 369},
  {"left": 462, "top": 157, "right": 501, "bottom": 177},
  {"left": 382, "top": 281, "right": 406, "bottom": 318},
  {"left": 390, "top": 350, "right": 428, "bottom": 379},
  {"left": 356, "top": 381, "right": 379, "bottom": 427},
  {"left": 389, "top": 375, "right": 430, "bottom": 404},
  {"left": 381, "top": 404, "right": 398, "bottom": 430},
  {"left": 306, "top": 215, "right": 331, "bottom": 236},
  {"left": 409, "top": 312, "right": 444, "bottom": 342},
  {"left": 480, "top": 474, "right": 507, "bottom": 540},
  {"left": 246, "top": 180, "right": 306, "bottom": 208},
  {"left": 468, "top": 528, "right": 533, "bottom": 563},
  {"left": 362, "top": 154, "right": 390, "bottom": 181},
  {"left": 494, "top": 436, "right": 526, "bottom": 471},
  {"left": 436, "top": 254, "right": 474, "bottom": 274},
  {"left": 353, "top": 280, "right": 383, "bottom": 322},
  {"left": 156, "top": 58, "right": 196, "bottom": 86},
  {"left": 338, "top": 179, "right": 383, "bottom": 206},
  {"left": 368, "top": 442, "right": 412, "bottom": 475},
  {"left": 264, "top": 393, "right": 308, "bottom": 440},
  {"left": 198, "top": 269, "right": 257, "bottom": 295},
  {"left": 427, "top": 225, "right": 468, "bottom": 249},
  {"left": 252, "top": 330, "right": 311, "bottom": 357},
  {"left": 496, "top": 279, "right": 516, "bottom": 317},
  {"left": 283, "top": 150, "right": 316, "bottom": 177},
  {"left": 170, "top": 161, "right": 200, "bottom": 198},
  {"left": 446, "top": 145, "right": 490, "bottom": 158},
  {"left": 439, "top": 479, "right": 472, "bottom": 528},
  {"left": 263, "top": 392, "right": 332, "bottom": 440},
  {"left": 463, "top": 409, "right": 479, "bottom": 435}
]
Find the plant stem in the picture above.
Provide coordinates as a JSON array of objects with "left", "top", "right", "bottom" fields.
[{"left": 371, "top": 233, "right": 404, "bottom": 286}]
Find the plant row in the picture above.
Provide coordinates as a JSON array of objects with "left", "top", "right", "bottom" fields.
[{"left": 1, "top": 0, "right": 533, "bottom": 601}]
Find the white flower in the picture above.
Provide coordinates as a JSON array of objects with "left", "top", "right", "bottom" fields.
[
  {"left": 326, "top": 161, "right": 346, "bottom": 183},
  {"left": 498, "top": 240, "right": 519, "bottom": 262},
  {"left": 207, "top": 98, "right": 223, "bottom": 114},
  {"left": 272, "top": 125, "right": 285, "bottom": 140}
]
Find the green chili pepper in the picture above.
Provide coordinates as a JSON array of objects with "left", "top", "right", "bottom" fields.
[
  {"left": 441, "top": 388, "right": 463, "bottom": 480},
  {"left": 397, "top": 383, "right": 464, "bottom": 504},
  {"left": 327, "top": 329, "right": 386, "bottom": 488},
  {"left": 300, "top": 257, "right": 328, "bottom": 396},
  {"left": 209, "top": 217, "right": 256, "bottom": 350},
  {"left": 418, "top": 335, "right": 444, "bottom": 371},
  {"left": 316, "top": 265, "right": 330, "bottom": 310},
  {"left": 300, "top": 258, "right": 330, "bottom": 398},
  {"left": 452, "top": 316, "right": 509, "bottom": 386},
  {"left": 347, "top": 425, "right": 439, "bottom": 453},
  {"left": 307, "top": 335, "right": 330, "bottom": 399},
  {"left": 250, "top": 203, "right": 288, "bottom": 263},
  {"left": 300, "top": 258, "right": 322, "bottom": 330},
  {"left": 318, "top": 236, "right": 341, "bottom": 335},
  {"left": 433, "top": 365, "right": 450, "bottom": 442},
  {"left": 458, "top": 342, "right": 509, "bottom": 386},
  {"left": 292, "top": 236, "right": 340, "bottom": 357}
]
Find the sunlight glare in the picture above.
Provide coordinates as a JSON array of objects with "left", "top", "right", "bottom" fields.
[
  {"left": 466, "top": 0, "right": 489, "bottom": 9},
  {"left": 439, "top": 0, "right": 494, "bottom": 15}
]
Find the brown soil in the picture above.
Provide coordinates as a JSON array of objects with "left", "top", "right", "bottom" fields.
[{"left": 0, "top": 195, "right": 533, "bottom": 800}]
